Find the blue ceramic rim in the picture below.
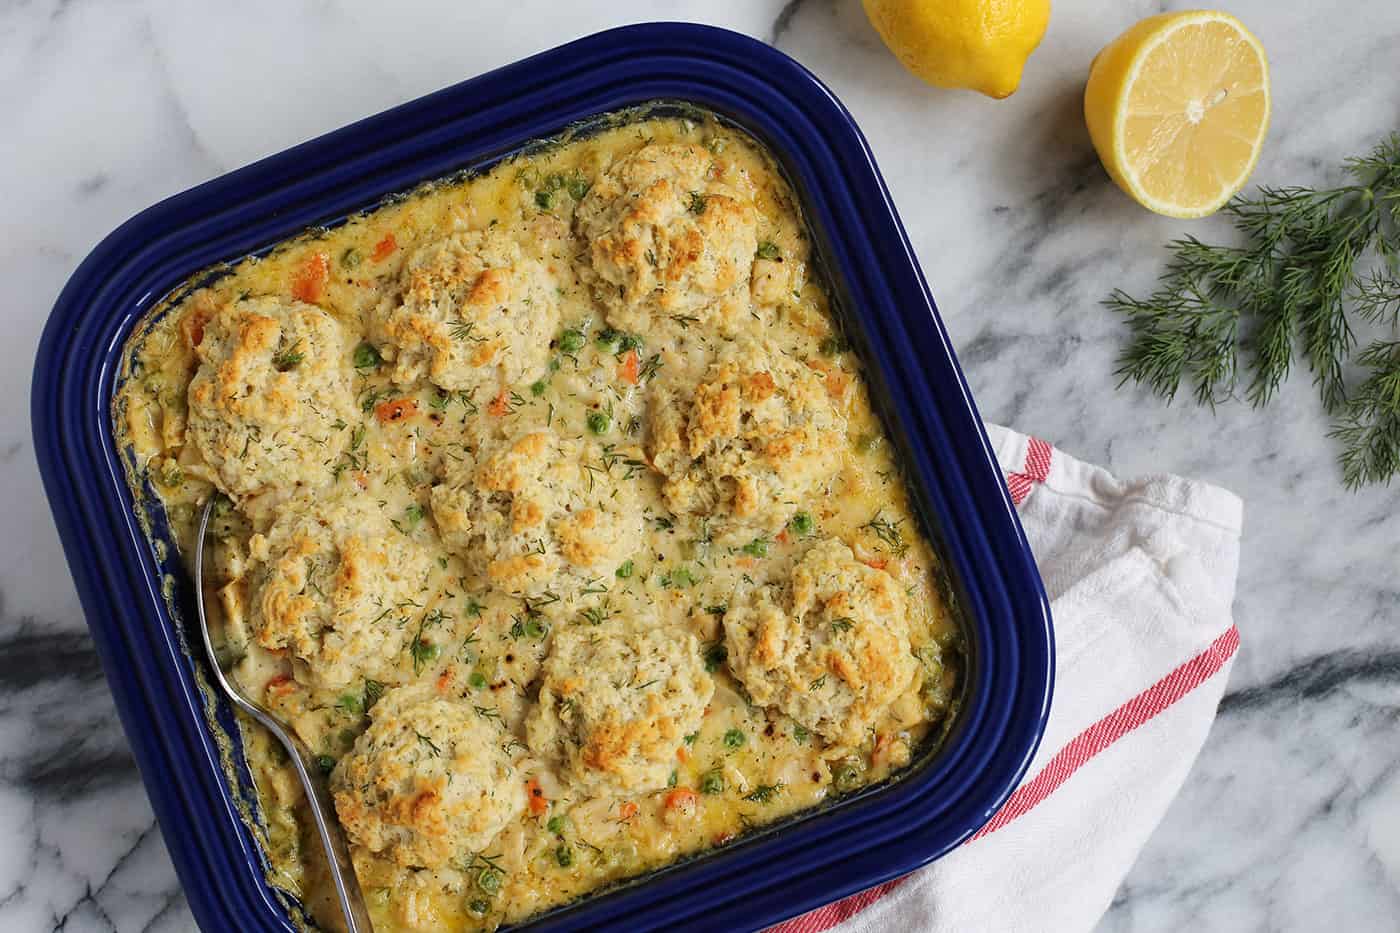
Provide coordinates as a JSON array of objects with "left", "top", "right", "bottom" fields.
[{"left": 31, "top": 23, "right": 1053, "bottom": 932}]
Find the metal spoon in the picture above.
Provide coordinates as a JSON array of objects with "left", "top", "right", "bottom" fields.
[{"left": 193, "top": 498, "right": 374, "bottom": 933}]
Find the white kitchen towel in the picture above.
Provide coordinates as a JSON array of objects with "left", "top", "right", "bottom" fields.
[{"left": 770, "top": 424, "right": 1244, "bottom": 933}]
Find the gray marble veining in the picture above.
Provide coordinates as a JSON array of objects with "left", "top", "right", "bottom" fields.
[{"left": 3, "top": 1, "right": 1398, "bottom": 930}]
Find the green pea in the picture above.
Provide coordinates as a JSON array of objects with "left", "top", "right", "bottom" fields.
[
  {"left": 833, "top": 756, "right": 864, "bottom": 792},
  {"left": 555, "top": 845, "right": 574, "bottom": 868},
  {"left": 615, "top": 560, "right": 634, "bottom": 579},
  {"left": 741, "top": 538, "right": 768, "bottom": 558},
  {"left": 546, "top": 815, "right": 565, "bottom": 835},
  {"left": 557, "top": 328, "right": 586, "bottom": 353},
  {"left": 352, "top": 342, "right": 382, "bottom": 370},
  {"left": 789, "top": 512, "right": 814, "bottom": 536},
  {"left": 699, "top": 770, "right": 725, "bottom": 795},
  {"left": 524, "top": 617, "right": 548, "bottom": 639},
  {"left": 595, "top": 328, "right": 623, "bottom": 353},
  {"left": 530, "top": 379, "right": 548, "bottom": 397},
  {"left": 723, "top": 728, "right": 745, "bottom": 750},
  {"left": 566, "top": 175, "right": 591, "bottom": 200},
  {"left": 703, "top": 643, "right": 727, "bottom": 673},
  {"left": 477, "top": 868, "right": 502, "bottom": 895},
  {"left": 587, "top": 411, "right": 610, "bottom": 435},
  {"left": 535, "top": 190, "right": 555, "bottom": 210},
  {"left": 314, "top": 754, "right": 336, "bottom": 774},
  {"left": 468, "top": 671, "right": 487, "bottom": 690},
  {"left": 468, "top": 898, "right": 489, "bottom": 916}
]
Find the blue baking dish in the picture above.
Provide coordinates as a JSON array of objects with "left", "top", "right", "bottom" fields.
[{"left": 32, "top": 22, "right": 1053, "bottom": 932}]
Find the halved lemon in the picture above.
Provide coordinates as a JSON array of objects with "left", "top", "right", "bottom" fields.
[{"left": 1085, "top": 11, "right": 1271, "bottom": 218}]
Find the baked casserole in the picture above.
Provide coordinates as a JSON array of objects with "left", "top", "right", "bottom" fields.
[{"left": 115, "top": 110, "right": 963, "bottom": 932}]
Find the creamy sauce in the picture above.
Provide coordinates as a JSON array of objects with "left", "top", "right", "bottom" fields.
[{"left": 115, "top": 110, "right": 962, "bottom": 932}]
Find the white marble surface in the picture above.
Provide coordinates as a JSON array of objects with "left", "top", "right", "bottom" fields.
[{"left": 4, "top": 0, "right": 1399, "bottom": 930}]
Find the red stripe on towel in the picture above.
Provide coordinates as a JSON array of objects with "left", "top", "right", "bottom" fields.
[
  {"left": 971, "top": 623, "right": 1240, "bottom": 839},
  {"left": 768, "top": 623, "right": 1241, "bottom": 933},
  {"left": 1006, "top": 436, "right": 1053, "bottom": 505}
]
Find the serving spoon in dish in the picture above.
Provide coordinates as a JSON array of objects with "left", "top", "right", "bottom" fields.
[{"left": 193, "top": 498, "right": 374, "bottom": 933}]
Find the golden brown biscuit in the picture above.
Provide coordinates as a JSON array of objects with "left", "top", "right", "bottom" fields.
[
  {"left": 332, "top": 685, "right": 525, "bottom": 868},
  {"left": 526, "top": 620, "right": 713, "bottom": 793},
  {"left": 724, "top": 538, "right": 919, "bottom": 746},
  {"left": 186, "top": 297, "right": 356, "bottom": 497}
]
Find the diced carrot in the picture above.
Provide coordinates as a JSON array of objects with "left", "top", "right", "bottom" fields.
[
  {"left": 776, "top": 529, "right": 790, "bottom": 545},
  {"left": 617, "top": 349, "right": 640, "bottom": 385},
  {"left": 265, "top": 674, "right": 295, "bottom": 697},
  {"left": 664, "top": 787, "right": 698, "bottom": 810},
  {"left": 487, "top": 388, "right": 511, "bottom": 417},
  {"left": 525, "top": 778, "right": 548, "bottom": 816},
  {"left": 291, "top": 252, "right": 330, "bottom": 303},
  {"left": 713, "top": 831, "right": 735, "bottom": 846},
  {"left": 861, "top": 557, "right": 889, "bottom": 571},
  {"left": 618, "top": 801, "right": 638, "bottom": 821},
  {"left": 371, "top": 233, "right": 397, "bottom": 262},
  {"left": 676, "top": 746, "right": 689, "bottom": 762},
  {"left": 806, "top": 357, "right": 848, "bottom": 399},
  {"left": 352, "top": 471, "right": 369, "bottom": 490},
  {"left": 374, "top": 397, "right": 418, "bottom": 424},
  {"left": 435, "top": 668, "right": 454, "bottom": 694},
  {"left": 181, "top": 307, "right": 211, "bottom": 350}
]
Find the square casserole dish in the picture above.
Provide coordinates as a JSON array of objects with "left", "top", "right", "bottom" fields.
[{"left": 32, "top": 23, "right": 1053, "bottom": 933}]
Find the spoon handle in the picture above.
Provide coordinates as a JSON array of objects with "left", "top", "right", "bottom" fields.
[{"left": 194, "top": 500, "right": 374, "bottom": 933}]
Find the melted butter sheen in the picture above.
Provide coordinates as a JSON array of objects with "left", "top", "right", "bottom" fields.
[{"left": 115, "top": 113, "right": 961, "bottom": 933}]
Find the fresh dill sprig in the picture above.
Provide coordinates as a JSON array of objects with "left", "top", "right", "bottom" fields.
[
  {"left": 862, "top": 512, "right": 909, "bottom": 556},
  {"left": 743, "top": 782, "right": 784, "bottom": 803},
  {"left": 1108, "top": 131, "right": 1400, "bottom": 487},
  {"left": 1329, "top": 340, "right": 1400, "bottom": 489},
  {"left": 271, "top": 342, "right": 305, "bottom": 372}
]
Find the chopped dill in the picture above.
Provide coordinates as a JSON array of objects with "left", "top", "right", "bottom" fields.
[
  {"left": 743, "top": 782, "right": 784, "bottom": 803},
  {"left": 863, "top": 512, "right": 909, "bottom": 556}
]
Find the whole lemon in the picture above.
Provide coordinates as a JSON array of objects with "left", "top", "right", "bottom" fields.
[{"left": 863, "top": 0, "right": 1051, "bottom": 99}]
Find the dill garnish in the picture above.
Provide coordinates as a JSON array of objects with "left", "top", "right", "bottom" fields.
[
  {"left": 408, "top": 610, "right": 446, "bottom": 674},
  {"left": 1329, "top": 339, "right": 1400, "bottom": 488},
  {"left": 743, "top": 782, "right": 784, "bottom": 803},
  {"left": 863, "top": 512, "right": 909, "bottom": 556},
  {"left": 638, "top": 353, "right": 664, "bottom": 383},
  {"left": 449, "top": 318, "right": 486, "bottom": 342},
  {"left": 271, "top": 342, "right": 304, "bottom": 372},
  {"left": 1109, "top": 133, "right": 1400, "bottom": 487}
]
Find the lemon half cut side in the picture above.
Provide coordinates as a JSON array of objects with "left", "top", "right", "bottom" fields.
[{"left": 1085, "top": 10, "right": 1271, "bottom": 218}]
